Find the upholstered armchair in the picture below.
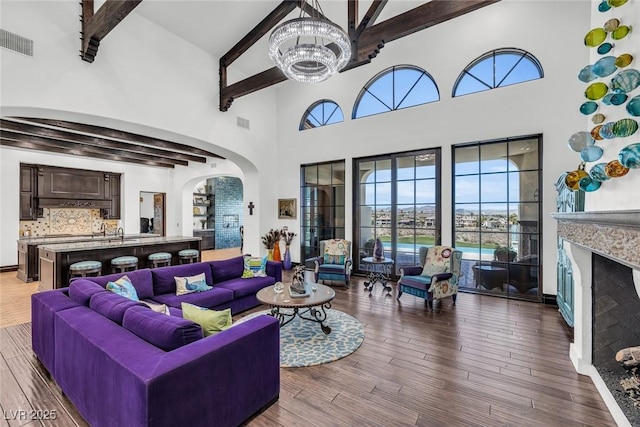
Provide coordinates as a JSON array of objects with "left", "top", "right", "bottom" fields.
[
  {"left": 307, "top": 239, "right": 352, "bottom": 288},
  {"left": 398, "top": 245, "right": 462, "bottom": 309}
]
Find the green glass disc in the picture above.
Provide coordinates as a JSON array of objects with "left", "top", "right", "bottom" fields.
[
  {"left": 585, "top": 28, "right": 607, "bottom": 47},
  {"left": 611, "top": 25, "right": 631, "bottom": 40},
  {"left": 608, "top": 0, "right": 628, "bottom": 7},
  {"left": 585, "top": 82, "right": 608, "bottom": 100}
]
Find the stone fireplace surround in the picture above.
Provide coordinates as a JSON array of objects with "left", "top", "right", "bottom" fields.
[{"left": 552, "top": 210, "right": 640, "bottom": 427}]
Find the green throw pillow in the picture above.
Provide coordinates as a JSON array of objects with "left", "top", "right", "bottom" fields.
[
  {"left": 421, "top": 264, "right": 448, "bottom": 277},
  {"left": 106, "top": 275, "right": 139, "bottom": 301},
  {"left": 181, "top": 303, "right": 232, "bottom": 337}
]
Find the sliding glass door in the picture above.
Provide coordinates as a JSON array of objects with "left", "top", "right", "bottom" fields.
[{"left": 354, "top": 150, "right": 441, "bottom": 276}]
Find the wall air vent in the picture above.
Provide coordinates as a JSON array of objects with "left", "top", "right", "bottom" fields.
[
  {"left": 0, "top": 29, "right": 33, "bottom": 57},
  {"left": 237, "top": 117, "right": 250, "bottom": 130}
]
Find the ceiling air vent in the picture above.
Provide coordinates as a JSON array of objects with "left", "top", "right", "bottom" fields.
[
  {"left": 237, "top": 117, "right": 250, "bottom": 130},
  {"left": 0, "top": 29, "right": 33, "bottom": 57}
]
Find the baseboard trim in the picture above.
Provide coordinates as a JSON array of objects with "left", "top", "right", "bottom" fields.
[
  {"left": 0, "top": 265, "right": 18, "bottom": 273},
  {"left": 543, "top": 293, "right": 557, "bottom": 306}
]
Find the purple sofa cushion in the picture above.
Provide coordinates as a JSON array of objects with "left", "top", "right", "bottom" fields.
[
  {"left": 209, "top": 256, "right": 244, "bottom": 284},
  {"left": 152, "top": 286, "right": 234, "bottom": 309},
  {"left": 152, "top": 263, "right": 213, "bottom": 296},
  {"left": 69, "top": 280, "right": 107, "bottom": 306},
  {"left": 87, "top": 269, "right": 154, "bottom": 299},
  {"left": 90, "top": 291, "right": 143, "bottom": 324},
  {"left": 216, "top": 277, "right": 274, "bottom": 299},
  {"left": 122, "top": 305, "right": 203, "bottom": 351}
]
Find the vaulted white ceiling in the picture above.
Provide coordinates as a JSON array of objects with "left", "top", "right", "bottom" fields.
[{"left": 134, "top": 1, "right": 427, "bottom": 76}]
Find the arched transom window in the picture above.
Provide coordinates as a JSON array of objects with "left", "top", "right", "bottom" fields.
[
  {"left": 353, "top": 65, "right": 440, "bottom": 119},
  {"left": 299, "top": 100, "right": 344, "bottom": 131},
  {"left": 453, "top": 48, "right": 543, "bottom": 97}
]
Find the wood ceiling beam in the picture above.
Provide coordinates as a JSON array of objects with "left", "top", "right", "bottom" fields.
[
  {"left": 355, "top": 0, "right": 387, "bottom": 37},
  {"left": 81, "top": 0, "right": 143, "bottom": 63},
  {"left": 221, "top": 67, "right": 287, "bottom": 112},
  {"left": 1, "top": 119, "right": 194, "bottom": 164},
  {"left": 10, "top": 117, "right": 221, "bottom": 160},
  {"left": 220, "top": 0, "right": 499, "bottom": 111},
  {"left": 0, "top": 136, "right": 176, "bottom": 169},
  {"left": 0, "top": 129, "right": 186, "bottom": 167},
  {"left": 220, "top": 1, "right": 299, "bottom": 67},
  {"left": 356, "top": 0, "right": 499, "bottom": 61}
]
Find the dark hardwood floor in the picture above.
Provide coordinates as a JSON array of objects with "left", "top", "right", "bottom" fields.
[{"left": 0, "top": 273, "right": 615, "bottom": 426}]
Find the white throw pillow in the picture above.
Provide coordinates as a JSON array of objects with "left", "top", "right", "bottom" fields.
[
  {"left": 421, "top": 264, "right": 447, "bottom": 277},
  {"left": 174, "top": 273, "right": 212, "bottom": 296}
]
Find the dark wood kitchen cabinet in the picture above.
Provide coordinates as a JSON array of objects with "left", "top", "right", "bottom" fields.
[
  {"left": 102, "top": 173, "right": 121, "bottom": 219},
  {"left": 20, "top": 164, "right": 37, "bottom": 220},
  {"left": 193, "top": 230, "right": 215, "bottom": 250},
  {"left": 37, "top": 165, "right": 107, "bottom": 200}
]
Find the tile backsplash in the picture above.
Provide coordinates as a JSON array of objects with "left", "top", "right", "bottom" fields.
[{"left": 19, "top": 208, "right": 119, "bottom": 237}]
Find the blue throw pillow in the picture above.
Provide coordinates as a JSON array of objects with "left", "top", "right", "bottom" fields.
[
  {"left": 106, "top": 275, "right": 139, "bottom": 301},
  {"left": 324, "top": 253, "right": 345, "bottom": 265}
]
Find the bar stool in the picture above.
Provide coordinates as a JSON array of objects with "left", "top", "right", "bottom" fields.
[
  {"left": 69, "top": 260, "right": 102, "bottom": 278},
  {"left": 178, "top": 249, "right": 199, "bottom": 264},
  {"left": 148, "top": 252, "right": 171, "bottom": 268},
  {"left": 111, "top": 256, "right": 138, "bottom": 273}
]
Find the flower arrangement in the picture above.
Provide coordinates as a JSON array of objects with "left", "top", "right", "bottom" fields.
[
  {"left": 281, "top": 229, "right": 297, "bottom": 246},
  {"left": 261, "top": 229, "right": 280, "bottom": 249}
]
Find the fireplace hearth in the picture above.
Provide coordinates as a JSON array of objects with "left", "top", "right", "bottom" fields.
[{"left": 592, "top": 254, "right": 640, "bottom": 424}]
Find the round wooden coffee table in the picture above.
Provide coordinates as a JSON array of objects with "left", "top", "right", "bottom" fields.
[{"left": 256, "top": 283, "right": 336, "bottom": 334}]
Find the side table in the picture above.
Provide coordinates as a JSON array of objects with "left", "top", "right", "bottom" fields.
[{"left": 361, "top": 256, "right": 394, "bottom": 296}]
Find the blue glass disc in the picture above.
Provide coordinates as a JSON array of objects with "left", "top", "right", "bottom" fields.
[
  {"left": 598, "top": 0, "right": 611, "bottom": 12},
  {"left": 610, "top": 93, "right": 628, "bottom": 105},
  {"left": 580, "top": 101, "right": 598, "bottom": 115},
  {"left": 602, "top": 93, "right": 614, "bottom": 105},
  {"left": 597, "top": 42, "right": 614, "bottom": 55},
  {"left": 580, "top": 145, "right": 604, "bottom": 162},
  {"left": 610, "top": 69, "right": 640, "bottom": 94},
  {"left": 619, "top": 143, "right": 640, "bottom": 168},
  {"left": 579, "top": 176, "right": 602, "bottom": 192},
  {"left": 599, "top": 122, "right": 616, "bottom": 139},
  {"left": 568, "top": 131, "right": 595, "bottom": 152},
  {"left": 578, "top": 65, "right": 597, "bottom": 82},
  {"left": 627, "top": 95, "right": 640, "bottom": 116},
  {"left": 590, "top": 163, "right": 610, "bottom": 181},
  {"left": 593, "top": 56, "right": 618, "bottom": 77}
]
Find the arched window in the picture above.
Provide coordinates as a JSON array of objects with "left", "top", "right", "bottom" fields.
[
  {"left": 299, "top": 100, "right": 344, "bottom": 131},
  {"left": 453, "top": 48, "right": 543, "bottom": 97},
  {"left": 352, "top": 65, "right": 440, "bottom": 119}
]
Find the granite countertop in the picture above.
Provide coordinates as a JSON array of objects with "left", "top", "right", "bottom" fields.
[
  {"left": 38, "top": 235, "right": 200, "bottom": 252},
  {"left": 194, "top": 228, "right": 215, "bottom": 232},
  {"left": 19, "top": 233, "right": 161, "bottom": 244}
]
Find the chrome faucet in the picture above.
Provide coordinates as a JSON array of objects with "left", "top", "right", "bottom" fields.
[
  {"left": 100, "top": 223, "right": 107, "bottom": 237},
  {"left": 117, "top": 227, "right": 124, "bottom": 241}
]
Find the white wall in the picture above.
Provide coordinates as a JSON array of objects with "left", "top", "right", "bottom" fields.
[
  {"left": 273, "top": 0, "right": 593, "bottom": 295},
  {"left": 583, "top": 0, "right": 640, "bottom": 210},
  {"left": 0, "top": 0, "right": 281, "bottom": 266}
]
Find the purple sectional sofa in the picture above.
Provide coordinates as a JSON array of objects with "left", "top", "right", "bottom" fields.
[{"left": 31, "top": 256, "right": 282, "bottom": 427}]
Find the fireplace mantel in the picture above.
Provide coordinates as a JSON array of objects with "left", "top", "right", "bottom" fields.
[
  {"left": 551, "top": 209, "right": 640, "bottom": 427},
  {"left": 551, "top": 210, "right": 640, "bottom": 271}
]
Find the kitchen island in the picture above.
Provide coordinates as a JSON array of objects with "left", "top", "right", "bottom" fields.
[
  {"left": 38, "top": 236, "right": 201, "bottom": 291},
  {"left": 17, "top": 233, "right": 160, "bottom": 282}
]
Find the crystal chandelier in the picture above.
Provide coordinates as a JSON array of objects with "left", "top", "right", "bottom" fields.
[{"left": 268, "top": 0, "right": 351, "bottom": 83}]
